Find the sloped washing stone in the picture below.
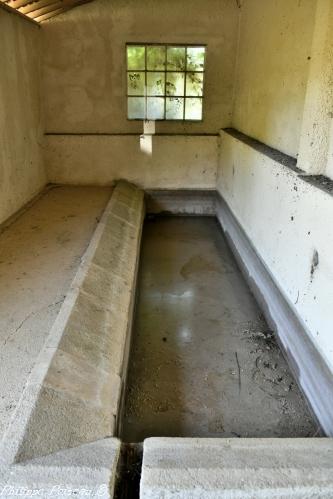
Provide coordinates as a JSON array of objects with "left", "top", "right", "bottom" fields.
[
  {"left": 0, "top": 181, "right": 145, "bottom": 466},
  {"left": 56, "top": 291, "right": 129, "bottom": 375},
  {"left": 140, "top": 437, "right": 333, "bottom": 498},
  {"left": 0, "top": 438, "right": 120, "bottom": 499},
  {"left": 103, "top": 218, "right": 138, "bottom": 246},
  {"left": 82, "top": 262, "right": 130, "bottom": 312},
  {"left": 109, "top": 201, "right": 141, "bottom": 225},
  {"left": 92, "top": 228, "right": 138, "bottom": 279},
  {"left": 45, "top": 349, "right": 121, "bottom": 413},
  {"left": 14, "top": 384, "right": 116, "bottom": 463},
  {"left": 112, "top": 189, "right": 143, "bottom": 211},
  {"left": 82, "top": 265, "right": 132, "bottom": 325}
]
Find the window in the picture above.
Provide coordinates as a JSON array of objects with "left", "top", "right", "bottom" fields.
[{"left": 126, "top": 44, "right": 206, "bottom": 121}]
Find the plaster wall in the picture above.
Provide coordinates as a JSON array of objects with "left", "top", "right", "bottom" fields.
[
  {"left": 0, "top": 9, "right": 45, "bottom": 225},
  {"left": 298, "top": 0, "right": 333, "bottom": 178},
  {"left": 217, "top": 130, "right": 333, "bottom": 373},
  {"left": 41, "top": 0, "right": 237, "bottom": 187},
  {"left": 232, "top": 0, "right": 316, "bottom": 158},
  {"left": 45, "top": 135, "right": 218, "bottom": 189},
  {"left": 42, "top": 0, "right": 239, "bottom": 135}
]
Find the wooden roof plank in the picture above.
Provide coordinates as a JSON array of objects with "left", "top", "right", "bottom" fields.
[
  {"left": 28, "top": 1, "right": 66, "bottom": 17},
  {"left": 28, "top": 0, "right": 89, "bottom": 17},
  {"left": 1, "top": 0, "right": 92, "bottom": 22},
  {"left": 32, "top": 6, "right": 64, "bottom": 20},
  {"left": 0, "top": 0, "right": 39, "bottom": 25},
  {"left": 20, "top": 0, "right": 59, "bottom": 14},
  {"left": 5, "top": 0, "right": 36, "bottom": 9}
]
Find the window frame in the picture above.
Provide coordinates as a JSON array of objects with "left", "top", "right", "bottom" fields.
[{"left": 126, "top": 42, "right": 207, "bottom": 122}]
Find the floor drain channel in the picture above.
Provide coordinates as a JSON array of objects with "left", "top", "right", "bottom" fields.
[{"left": 114, "top": 443, "right": 143, "bottom": 499}]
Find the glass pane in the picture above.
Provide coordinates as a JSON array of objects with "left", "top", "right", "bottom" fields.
[
  {"left": 147, "top": 45, "right": 165, "bottom": 70},
  {"left": 128, "top": 97, "right": 145, "bottom": 119},
  {"left": 167, "top": 47, "right": 185, "bottom": 71},
  {"left": 147, "top": 97, "right": 165, "bottom": 119},
  {"left": 166, "top": 97, "right": 184, "bottom": 120},
  {"left": 186, "top": 73, "right": 204, "bottom": 96},
  {"left": 185, "top": 98, "right": 202, "bottom": 120},
  {"left": 127, "top": 46, "right": 145, "bottom": 70},
  {"left": 166, "top": 72, "right": 184, "bottom": 96},
  {"left": 147, "top": 72, "right": 165, "bottom": 96},
  {"left": 127, "top": 72, "right": 145, "bottom": 95},
  {"left": 186, "top": 47, "right": 205, "bottom": 71}
]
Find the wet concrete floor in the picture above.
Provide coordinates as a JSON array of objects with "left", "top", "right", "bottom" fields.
[{"left": 121, "top": 217, "right": 319, "bottom": 442}]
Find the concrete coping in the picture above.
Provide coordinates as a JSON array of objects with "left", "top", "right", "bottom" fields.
[
  {"left": 0, "top": 180, "right": 145, "bottom": 496},
  {"left": 222, "top": 128, "right": 333, "bottom": 198},
  {"left": 140, "top": 437, "right": 333, "bottom": 498},
  {"left": 222, "top": 128, "right": 301, "bottom": 173},
  {"left": 0, "top": 438, "right": 121, "bottom": 499}
]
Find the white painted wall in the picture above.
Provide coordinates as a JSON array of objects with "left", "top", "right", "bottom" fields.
[
  {"left": 232, "top": 0, "right": 316, "bottom": 158},
  {"left": 42, "top": 0, "right": 239, "bottom": 135},
  {"left": 298, "top": 0, "right": 333, "bottom": 178},
  {"left": 41, "top": 0, "right": 237, "bottom": 187},
  {"left": 218, "top": 0, "right": 333, "bottom": 377},
  {"left": 217, "top": 131, "right": 333, "bottom": 372},
  {"left": 45, "top": 135, "right": 218, "bottom": 189},
  {"left": 0, "top": 9, "right": 46, "bottom": 225}
]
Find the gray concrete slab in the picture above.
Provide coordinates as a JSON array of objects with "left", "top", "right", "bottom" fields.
[
  {"left": 122, "top": 217, "right": 318, "bottom": 441},
  {"left": 140, "top": 437, "right": 333, "bottom": 498},
  {"left": 0, "top": 438, "right": 120, "bottom": 499},
  {"left": 145, "top": 190, "right": 216, "bottom": 215},
  {"left": 0, "top": 186, "right": 111, "bottom": 440},
  {"left": 0, "top": 181, "right": 145, "bottom": 465}
]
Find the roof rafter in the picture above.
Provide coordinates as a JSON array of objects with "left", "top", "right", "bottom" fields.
[
  {"left": 0, "top": 0, "right": 92, "bottom": 22},
  {"left": 21, "top": 0, "right": 60, "bottom": 14}
]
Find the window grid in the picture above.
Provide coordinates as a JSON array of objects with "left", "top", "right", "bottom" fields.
[{"left": 126, "top": 43, "right": 206, "bottom": 121}]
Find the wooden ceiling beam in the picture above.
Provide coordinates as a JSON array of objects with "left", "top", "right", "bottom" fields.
[
  {"left": 27, "top": 0, "right": 89, "bottom": 17},
  {"left": 20, "top": 0, "right": 58, "bottom": 14},
  {"left": 1, "top": 0, "right": 92, "bottom": 22},
  {"left": 27, "top": 1, "right": 66, "bottom": 17},
  {"left": 32, "top": 6, "right": 64, "bottom": 21},
  {"left": 0, "top": 0, "right": 39, "bottom": 25},
  {"left": 5, "top": 0, "right": 36, "bottom": 9}
]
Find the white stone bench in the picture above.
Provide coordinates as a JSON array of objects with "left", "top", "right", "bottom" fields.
[{"left": 140, "top": 437, "right": 333, "bottom": 498}]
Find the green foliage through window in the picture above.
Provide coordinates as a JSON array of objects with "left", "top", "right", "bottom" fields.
[{"left": 126, "top": 44, "right": 205, "bottom": 120}]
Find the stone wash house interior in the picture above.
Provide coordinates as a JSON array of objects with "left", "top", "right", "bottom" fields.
[{"left": 0, "top": 0, "right": 333, "bottom": 497}]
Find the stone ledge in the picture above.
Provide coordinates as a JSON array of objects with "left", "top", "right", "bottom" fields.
[
  {"left": 223, "top": 128, "right": 301, "bottom": 173},
  {"left": 222, "top": 128, "right": 333, "bottom": 197},
  {"left": 0, "top": 438, "right": 120, "bottom": 499},
  {"left": 141, "top": 437, "right": 333, "bottom": 498},
  {"left": 299, "top": 174, "right": 333, "bottom": 197},
  {"left": 0, "top": 181, "right": 145, "bottom": 465},
  {"left": 145, "top": 189, "right": 216, "bottom": 215}
]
